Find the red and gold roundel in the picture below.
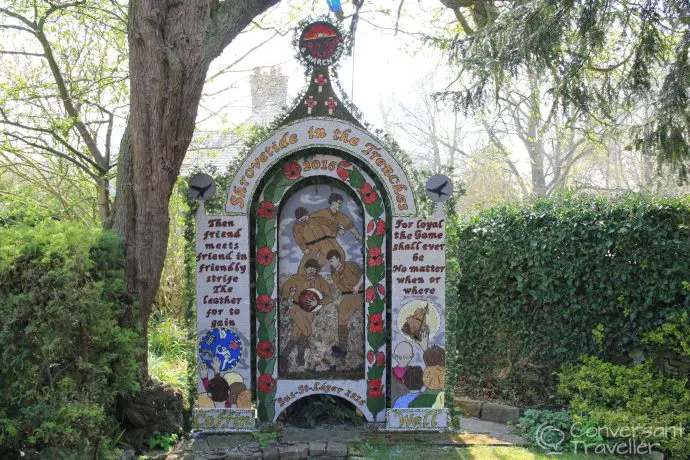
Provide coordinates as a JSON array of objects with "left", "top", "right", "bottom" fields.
[{"left": 299, "top": 21, "right": 344, "bottom": 67}]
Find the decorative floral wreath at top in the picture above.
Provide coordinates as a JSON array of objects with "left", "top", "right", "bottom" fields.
[{"left": 253, "top": 159, "right": 387, "bottom": 422}]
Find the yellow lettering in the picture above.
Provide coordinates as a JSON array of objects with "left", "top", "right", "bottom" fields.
[{"left": 230, "top": 195, "right": 245, "bottom": 209}]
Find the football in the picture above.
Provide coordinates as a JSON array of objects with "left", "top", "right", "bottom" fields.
[{"left": 297, "top": 288, "right": 323, "bottom": 312}]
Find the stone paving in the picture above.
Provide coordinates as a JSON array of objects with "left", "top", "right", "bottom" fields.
[{"left": 160, "top": 417, "right": 527, "bottom": 459}]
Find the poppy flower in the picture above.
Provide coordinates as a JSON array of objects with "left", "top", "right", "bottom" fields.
[
  {"left": 367, "top": 350, "right": 374, "bottom": 364},
  {"left": 367, "top": 247, "right": 383, "bottom": 267},
  {"left": 367, "top": 219, "right": 385, "bottom": 236},
  {"left": 376, "top": 284, "right": 385, "bottom": 296},
  {"left": 257, "top": 247, "right": 274, "bottom": 266},
  {"left": 257, "top": 374, "right": 276, "bottom": 393},
  {"left": 360, "top": 183, "right": 379, "bottom": 205},
  {"left": 256, "top": 295, "right": 274, "bottom": 313},
  {"left": 369, "top": 313, "right": 383, "bottom": 334},
  {"left": 365, "top": 287, "right": 376, "bottom": 303},
  {"left": 257, "top": 201, "right": 276, "bottom": 219},
  {"left": 375, "top": 352, "right": 385, "bottom": 367},
  {"left": 257, "top": 341, "right": 275, "bottom": 359},
  {"left": 336, "top": 161, "right": 351, "bottom": 181},
  {"left": 283, "top": 162, "right": 301, "bottom": 180},
  {"left": 367, "top": 378, "right": 383, "bottom": 398}
]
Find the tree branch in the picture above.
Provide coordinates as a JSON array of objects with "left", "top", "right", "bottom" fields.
[
  {"left": 33, "top": 19, "right": 106, "bottom": 167},
  {"left": 0, "top": 108, "right": 104, "bottom": 173},
  {"left": 3, "top": 130, "right": 100, "bottom": 181},
  {"left": 206, "top": 0, "right": 281, "bottom": 62},
  {"left": 0, "top": 50, "right": 44, "bottom": 57}
]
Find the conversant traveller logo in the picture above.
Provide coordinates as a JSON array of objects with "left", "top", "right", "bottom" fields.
[
  {"left": 535, "top": 422, "right": 566, "bottom": 454},
  {"left": 534, "top": 421, "right": 685, "bottom": 455}
]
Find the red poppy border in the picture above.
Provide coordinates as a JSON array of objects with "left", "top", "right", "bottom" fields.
[{"left": 254, "top": 158, "right": 387, "bottom": 422}]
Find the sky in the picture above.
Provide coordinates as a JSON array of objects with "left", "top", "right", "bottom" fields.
[
  {"left": 193, "top": 1, "right": 534, "bottom": 182},
  {"left": 1, "top": 0, "right": 532, "bottom": 190},
  {"left": 195, "top": 1, "right": 468, "bottom": 156}
]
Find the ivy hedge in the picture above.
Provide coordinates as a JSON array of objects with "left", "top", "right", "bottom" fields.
[{"left": 451, "top": 193, "right": 690, "bottom": 406}]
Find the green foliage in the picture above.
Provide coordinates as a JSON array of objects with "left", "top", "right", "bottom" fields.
[
  {"left": 0, "top": 220, "right": 140, "bottom": 458},
  {"left": 518, "top": 409, "right": 606, "bottom": 453},
  {"left": 559, "top": 356, "right": 690, "bottom": 458},
  {"left": 433, "top": 0, "right": 690, "bottom": 177},
  {"left": 642, "top": 311, "right": 690, "bottom": 358},
  {"left": 518, "top": 409, "right": 573, "bottom": 452},
  {"left": 147, "top": 431, "right": 179, "bottom": 451},
  {"left": 450, "top": 193, "right": 690, "bottom": 405},
  {"left": 148, "top": 315, "right": 191, "bottom": 391},
  {"left": 0, "top": 2, "right": 128, "bottom": 223},
  {"left": 251, "top": 430, "right": 279, "bottom": 447}
]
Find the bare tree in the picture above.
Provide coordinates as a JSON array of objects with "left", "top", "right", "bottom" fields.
[
  {"left": 0, "top": 1, "right": 128, "bottom": 224},
  {"left": 479, "top": 69, "right": 596, "bottom": 198}
]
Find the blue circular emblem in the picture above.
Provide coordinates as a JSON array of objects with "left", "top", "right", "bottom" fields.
[{"left": 198, "top": 328, "right": 243, "bottom": 372}]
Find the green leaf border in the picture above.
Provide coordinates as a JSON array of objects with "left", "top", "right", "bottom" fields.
[{"left": 253, "top": 160, "right": 388, "bottom": 421}]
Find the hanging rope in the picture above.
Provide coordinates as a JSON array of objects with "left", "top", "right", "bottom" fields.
[{"left": 350, "top": 1, "right": 364, "bottom": 102}]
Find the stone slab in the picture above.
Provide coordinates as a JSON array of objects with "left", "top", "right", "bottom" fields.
[
  {"left": 309, "top": 441, "right": 327, "bottom": 457},
  {"left": 222, "top": 453, "right": 249, "bottom": 460},
  {"left": 278, "top": 445, "right": 309, "bottom": 460},
  {"left": 480, "top": 402, "right": 520, "bottom": 424},
  {"left": 279, "top": 427, "right": 363, "bottom": 444},
  {"left": 325, "top": 442, "right": 348, "bottom": 458},
  {"left": 262, "top": 445, "right": 279, "bottom": 460},
  {"left": 454, "top": 397, "right": 483, "bottom": 418},
  {"left": 460, "top": 417, "right": 517, "bottom": 436}
]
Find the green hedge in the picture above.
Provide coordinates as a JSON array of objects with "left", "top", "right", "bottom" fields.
[
  {"left": 451, "top": 193, "right": 690, "bottom": 405},
  {"left": 559, "top": 356, "right": 690, "bottom": 458},
  {"left": 0, "top": 221, "right": 140, "bottom": 459}
]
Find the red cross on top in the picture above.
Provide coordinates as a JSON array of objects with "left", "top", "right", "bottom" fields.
[{"left": 314, "top": 74, "right": 328, "bottom": 92}]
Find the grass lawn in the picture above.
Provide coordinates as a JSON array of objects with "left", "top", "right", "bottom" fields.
[{"left": 350, "top": 444, "right": 622, "bottom": 459}]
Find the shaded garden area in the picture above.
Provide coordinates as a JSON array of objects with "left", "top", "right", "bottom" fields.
[{"left": 1, "top": 193, "right": 688, "bottom": 457}]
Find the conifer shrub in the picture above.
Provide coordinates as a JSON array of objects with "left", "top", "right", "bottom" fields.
[{"left": 0, "top": 221, "right": 139, "bottom": 459}]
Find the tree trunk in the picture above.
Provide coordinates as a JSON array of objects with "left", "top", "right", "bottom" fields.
[
  {"left": 114, "top": 0, "right": 279, "bottom": 377},
  {"left": 97, "top": 177, "right": 111, "bottom": 226}
]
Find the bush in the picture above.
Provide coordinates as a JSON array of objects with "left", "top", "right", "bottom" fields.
[
  {"left": 0, "top": 221, "right": 140, "bottom": 458},
  {"left": 518, "top": 409, "right": 574, "bottom": 452},
  {"left": 559, "top": 356, "right": 690, "bottom": 458},
  {"left": 450, "top": 193, "right": 690, "bottom": 405}
]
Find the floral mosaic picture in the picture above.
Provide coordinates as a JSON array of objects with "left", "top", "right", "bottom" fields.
[{"left": 277, "top": 183, "right": 365, "bottom": 380}]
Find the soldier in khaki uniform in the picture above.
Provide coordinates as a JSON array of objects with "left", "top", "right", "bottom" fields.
[
  {"left": 293, "top": 207, "right": 344, "bottom": 272},
  {"left": 311, "top": 193, "right": 362, "bottom": 244},
  {"left": 326, "top": 250, "right": 364, "bottom": 358},
  {"left": 279, "top": 259, "right": 332, "bottom": 369}
]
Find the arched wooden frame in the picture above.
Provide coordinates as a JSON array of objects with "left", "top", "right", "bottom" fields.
[{"left": 250, "top": 150, "right": 389, "bottom": 423}]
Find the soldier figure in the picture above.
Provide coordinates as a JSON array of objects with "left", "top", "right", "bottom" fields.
[
  {"left": 279, "top": 259, "right": 332, "bottom": 369},
  {"left": 326, "top": 250, "right": 364, "bottom": 358},
  {"left": 312, "top": 193, "right": 362, "bottom": 243},
  {"left": 293, "top": 206, "right": 344, "bottom": 272}
]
